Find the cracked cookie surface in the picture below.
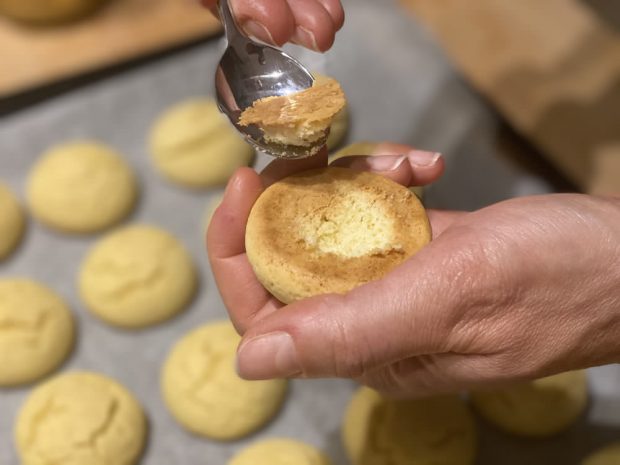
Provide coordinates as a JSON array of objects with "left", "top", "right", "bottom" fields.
[
  {"left": 16, "top": 371, "right": 146, "bottom": 465},
  {"left": 0, "top": 279, "right": 74, "bottom": 386},
  {"left": 27, "top": 141, "right": 137, "bottom": 233},
  {"left": 79, "top": 224, "right": 196, "bottom": 328},
  {"left": 470, "top": 370, "right": 588, "bottom": 437},
  {"left": 342, "top": 387, "right": 477, "bottom": 465},
  {"left": 162, "top": 321, "right": 287, "bottom": 440},
  {"left": 149, "top": 99, "right": 254, "bottom": 188}
]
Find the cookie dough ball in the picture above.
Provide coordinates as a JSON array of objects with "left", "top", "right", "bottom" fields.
[
  {"left": 79, "top": 225, "right": 196, "bottom": 328},
  {"left": 245, "top": 167, "right": 431, "bottom": 304},
  {"left": 0, "top": 183, "right": 25, "bottom": 261},
  {"left": 0, "top": 279, "right": 74, "bottom": 386},
  {"left": 162, "top": 321, "right": 288, "bottom": 440},
  {"left": 229, "top": 438, "right": 332, "bottom": 465},
  {"left": 470, "top": 370, "right": 588, "bottom": 437},
  {"left": 343, "top": 387, "right": 477, "bottom": 465},
  {"left": 27, "top": 142, "right": 137, "bottom": 234},
  {"left": 314, "top": 74, "right": 349, "bottom": 151},
  {"left": 149, "top": 99, "right": 254, "bottom": 188},
  {"left": 15, "top": 371, "right": 147, "bottom": 465},
  {"left": 582, "top": 443, "right": 620, "bottom": 465},
  {"left": 0, "top": 0, "right": 105, "bottom": 24}
]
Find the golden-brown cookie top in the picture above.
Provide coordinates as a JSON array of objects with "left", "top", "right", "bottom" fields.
[
  {"left": 245, "top": 167, "right": 431, "bottom": 303},
  {"left": 239, "top": 77, "right": 345, "bottom": 127},
  {"left": 238, "top": 77, "right": 346, "bottom": 147}
]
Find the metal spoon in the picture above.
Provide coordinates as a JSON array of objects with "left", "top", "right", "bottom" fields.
[{"left": 215, "top": 0, "right": 325, "bottom": 159}]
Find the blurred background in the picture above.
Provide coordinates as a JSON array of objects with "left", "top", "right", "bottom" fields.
[{"left": 1, "top": 0, "right": 619, "bottom": 464}]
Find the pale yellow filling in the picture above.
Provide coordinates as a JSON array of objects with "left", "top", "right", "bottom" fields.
[
  {"left": 298, "top": 191, "right": 400, "bottom": 258},
  {"left": 260, "top": 122, "right": 327, "bottom": 147}
]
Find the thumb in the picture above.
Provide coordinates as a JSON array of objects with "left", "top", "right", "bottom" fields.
[{"left": 235, "top": 244, "right": 463, "bottom": 380}]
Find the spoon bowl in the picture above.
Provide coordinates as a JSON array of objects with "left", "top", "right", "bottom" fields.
[{"left": 215, "top": 0, "right": 324, "bottom": 159}]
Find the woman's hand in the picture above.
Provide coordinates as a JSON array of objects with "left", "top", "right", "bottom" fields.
[
  {"left": 207, "top": 148, "right": 620, "bottom": 398},
  {"left": 200, "top": 0, "right": 345, "bottom": 52}
]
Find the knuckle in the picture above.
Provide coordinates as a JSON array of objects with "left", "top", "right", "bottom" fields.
[{"left": 319, "top": 295, "right": 378, "bottom": 378}]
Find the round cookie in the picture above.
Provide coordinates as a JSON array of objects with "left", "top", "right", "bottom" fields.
[
  {"left": 27, "top": 141, "right": 137, "bottom": 234},
  {"left": 162, "top": 321, "right": 288, "bottom": 440},
  {"left": 470, "top": 370, "right": 588, "bottom": 437},
  {"left": 229, "top": 438, "right": 332, "bottom": 465},
  {"left": 0, "top": 183, "right": 25, "bottom": 261},
  {"left": 79, "top": 225, "right": 196, "bottom": 328},
  {"left": 0, "top": 279, "right": 74, "bottom": 386},
  {"left": 149, "top": 99, "right": 254, "bottom": 188},
  {"left": 245, "top": 167, "right": 431, "bottom": 304},
  {"left": 0, "top": 0, "right": 105, "bottom": 24},
  {"left": 15, "top": 371, "right": 147, "bottom": 465},
  {"left": 582, "top": 443, "right": 620, "bottom": 465},
  {"left": 343, "top": 387, "right": 477, "bottom": 465}
]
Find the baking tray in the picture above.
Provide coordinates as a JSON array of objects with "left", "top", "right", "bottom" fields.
[{"left": 1, "top": 0, "right": 619, "bottom": 463}]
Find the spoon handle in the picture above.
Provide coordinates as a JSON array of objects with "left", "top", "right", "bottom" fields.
[{"left": 217, "top": 0, "right": 247, "bottom": 49}]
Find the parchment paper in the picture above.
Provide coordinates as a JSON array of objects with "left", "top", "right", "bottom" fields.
[{"left": 1, "top": 1, "right": 619, "bottom": 463}]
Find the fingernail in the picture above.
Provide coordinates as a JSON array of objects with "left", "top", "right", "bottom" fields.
[
  {"left": 407, "top": 150, "right": 441, "bottom": 167},
  {"left": 366, "top": 155, "right": 407, "bottom": 172},
  {"left": 292, "top": 26, "right": 320, "bottom": 52},
  {"left": 243, "top": 20, "right": 277, "bottom": 45},
  {"left": 237, "top": 332, "right": 301, "bottom": 379}
]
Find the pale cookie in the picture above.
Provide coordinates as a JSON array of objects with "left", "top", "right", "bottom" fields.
[
  {"left": 582, "top": 443, "right": 620, "bottom": 465},
  {"left": 162, "top": 321, "right": 287, "bottom": 440},
  {"left": 0, "top": 183, "right": 25, "bottom": 261},
  {"left": 470, "top": 370, "right": 588, "bottom": 437},
  {"left": 79, "top": 225, "right": 196, "bottom": 328},
  {"left": 0, "top": 279, "right": 74, "bottom": 386},
  {"left": 343, "top": 387, "right": 477, "bottom": 465},
  {"left": 0, "top": 0, "right": 105, "bottom": 24},
  {"left": 27, "top": 141, "right": 137, "bottom": 233},
  {"left": 15, "top": 371, "right": 147, "bottom": 465},
  {"left": 245, "top": 167, "right": 431, "bottom": 304},
  {"left": 150, "top": 99, "right": 254, "bottom": 188},
  {"left": 229, "top": 438, "right": 332, "bottom": 465}
]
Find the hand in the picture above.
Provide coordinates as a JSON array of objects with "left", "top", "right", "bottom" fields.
[
  {"left": 208, "top": 147, "right": 620, "bottom": 398},
  {"left": 200, "top": 0, "right": 345, "bottom": 52}
]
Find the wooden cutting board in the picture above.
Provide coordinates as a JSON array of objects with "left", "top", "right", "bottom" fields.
[
  {"left": 400, "top": 0, "right": 620, "bottom": 194},
  {"left": 0, "top": 0, "right": 222, "bottom": 98}
]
